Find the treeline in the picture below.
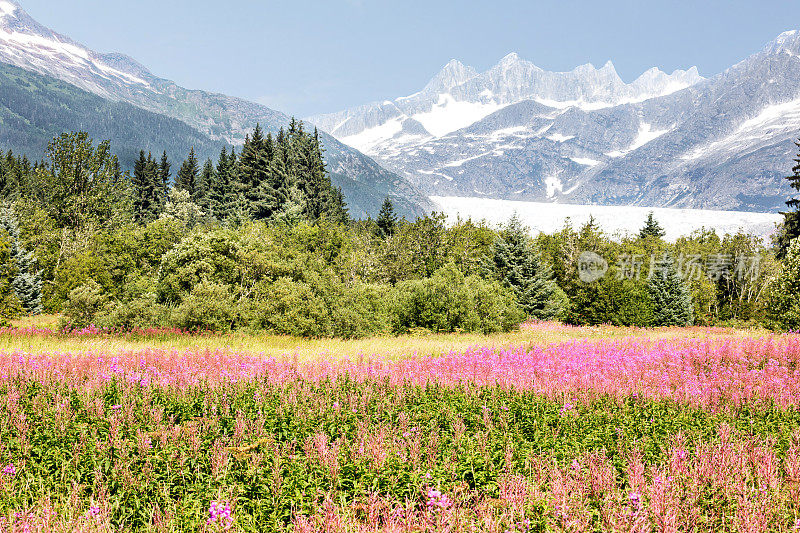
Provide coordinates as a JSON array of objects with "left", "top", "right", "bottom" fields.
[
  {"left": 1, "top": 131, "right": 799, "bottom": 335},
  {"left": 129, "top": 120, "right": 347, "bottom": 225}
]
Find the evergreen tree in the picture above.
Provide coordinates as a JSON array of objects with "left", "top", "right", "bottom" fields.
[
  {"left": 376, "top": 197, "right": 398, "bottom": 238},
  {"left": 198, "top": 159, "right": 215, "bottom": 211},
  {"left": 777, "top": 140, "right": 800, "bottom": 258},
  {"left": 0, "top": 154, "right": 7, "bottom": 199},
  {"left": 291, "top": 126, "right": 347, "bottom": 223},
  {"left": 1, "top": 151, "right": 20, "bottom": 199},
  {"left": 238, "top": 125, "right": 285, "bottom": 220},
  {"left": 144, "top": 154, "right": 161, "bottom": 218},
  {"left": 176, "top": 147, "right": 199, "bottom": 198},
  {"left": 132, "top": 151, "right": 161, "bottom": 222},
  {"left": 0, "top": 207, "right": 42, "bottom": 315},
  {"left": 639, "top": 211, "right": 666, "bottom": 239},
  {"left": 647, "top": 253, "right": 693, "bottom": 327},
  {"left": 158, "top": 151, "right": 171, "bottom": 213},
  {"left": 491, "top": 214, "right": 564, "bottom": 319},
  {"left": 209, "top": 147, "right": 232, "bottom": 220}
]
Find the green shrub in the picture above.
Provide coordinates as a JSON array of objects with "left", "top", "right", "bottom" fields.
[
  {"left": 246, "top": 277, "right": 330, "bottom": 337},
  {"left": 50, "top": 252, "right": 113, "bottom": 312},
  {"left": 768, "top": 238, "right": 800, "bottom": 331},
  {"left": 0, "top": 229, "right": 22, "bottom": 326},
  {"left": 171, "top": 280, "right": 238, "bottom": 332},
  {"left": 101, "top": 294, "right": 172, "bottom": 331},
  {"left": 392, "top": 264, "right": 523, "bottom": 334},
  {"left": 328, "top": 281, "right": 393, "bottom": 338},
  {"left": 60, "top": 279, "right": 110, "bottom": 330}
]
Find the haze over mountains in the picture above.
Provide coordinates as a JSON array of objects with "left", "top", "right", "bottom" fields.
[
  {"left": 312, "top": 32, "right": 800, "bottom": 212},
  {"left": 0, "top": 0, "right": 431, "bottom": 217}
]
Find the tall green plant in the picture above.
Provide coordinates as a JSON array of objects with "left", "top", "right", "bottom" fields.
[
  {"left": 648, "top": 253, "right": 694, "bottom": 326},
  {"left": 0, "top": 207, "right": 42, "bottom": 315},
  {"left": 490, "top": 214, "right": 565, "bottom": 320}
]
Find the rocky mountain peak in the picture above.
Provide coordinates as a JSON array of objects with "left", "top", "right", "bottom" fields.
[
  {"left": 423, "top": 58, "right": 478, "bottom": 94},
  {"left": 763, "top": 29, "right": 800, "bottom": 56}
]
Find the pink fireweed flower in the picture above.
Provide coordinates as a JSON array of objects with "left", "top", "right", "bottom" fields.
[
  {"left": 425, "top": 487, "right": 452, "bottom": 509},
  {"left": 110, "top": 404, "right": 122, "bottom": 410},
  {"left": 207, "top": 500, "right": 233, "bottom": 528},
  {"left": 85, "top": 506, "right": 100, "bottom": 519},
  {"left": 2, "top": 463, "right": 15, "bottom": 476}
]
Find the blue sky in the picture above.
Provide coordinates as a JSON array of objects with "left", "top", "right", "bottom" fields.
[{"left": 18, "top": 0, "right": 798, "bottom": 117}]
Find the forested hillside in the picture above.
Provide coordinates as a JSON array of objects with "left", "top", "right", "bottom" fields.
[{"left": 0, "top": 62, "right": 224, "bottom": 169}]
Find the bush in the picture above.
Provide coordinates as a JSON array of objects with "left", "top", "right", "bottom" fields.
[
  {"left": 246, "top": 277, "right": 329, "bottom": 337},
  {"left": 328, "top": 282, "right": 393, "bottom": 338},
  {"left": 392, "top": 264, "right": 523, "bottom": 334},
  {"left": 50, "top": 252, "right": 112, "bottom": 312},
  {"left": 768, "top": 238, "right": 800, "bottom": 331},
  {"left": 0, "top": 229, "right": 22, "bottom": 326},
  {"left": 60, "top": 279, "right": 109, "bottom": 330},
  {"left": 101, "top": 294, "right": 172, "bottom": 331},
  {"left": 171, "top": 280, "right": 238, "bottom": 332}
]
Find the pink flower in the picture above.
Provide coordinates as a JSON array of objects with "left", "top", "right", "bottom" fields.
[
  {"left": 2, "top": 463, "right": 15, "bottom": 476},
  {"left": 425, "top": 487, "right": 452, "bottom": 510},
  {"left": 208, "top": 500, "right": 233, "bottom": 528}
]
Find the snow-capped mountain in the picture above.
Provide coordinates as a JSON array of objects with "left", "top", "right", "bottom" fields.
[
  {"left": 311, "top": 53, "right": 702, "bottom": 154},
  {"left": 0, "top": 0, "right": 431, "bottom": 217},
  {"left": 311, "top": 33, "right": 800, "bottom": 212}
]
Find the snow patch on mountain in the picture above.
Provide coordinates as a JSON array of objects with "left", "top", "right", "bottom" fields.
[
  {"left": 544, "top": 176, "right": 563, "bottom": 198},
  {"left": 683, "top": 98, "right": 800, "bottom": 162},
  {"left": 547, "top": 133, "right": 574, "bottom": 143},
  {"left": 606, "top": 123, "right": 670, "bottom": 157},
  {"left": 0, "top": 1, "right": 17, "bottom": 18},
  {"left": 570, "top": 157, "right": 600, "bottom": 166},
  {"left": 340, "top": 116, "right": 405, "bottom": 153},
  {"left": 411, "top": 93, "right": 506, "bottom": 137}
]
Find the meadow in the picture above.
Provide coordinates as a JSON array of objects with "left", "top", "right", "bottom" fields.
[{"left": 1, "top": 320, "right": 799, "bottom": 532}]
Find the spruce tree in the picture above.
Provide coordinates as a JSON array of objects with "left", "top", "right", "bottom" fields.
[
  {"left": 0, "top": 208, "right": 42, "bottom": 315},
  {"left": 238, "top": 125, "right": 284, "bottom": 220},
  {"left": 647, "top": 253, "right": 693, "bottom": 327},
  {"left": 176, "top": 147, "right": 199, "bottom": 198},
  {"left": 197, "top": 159, "right": 215, "bottom": 210},
  {"left": 491, "top": 214, "right": 564, "bottom": 319},
  {"left": 376, "top": 197, "right": 398, "bottom": 238},
  {"left": 209, "top": 147, "right": 231, "bottom": 220},
  {"left": 132, "top": 151, "right": 162, "bottom": 222},
  {"left": 639, "top": 212, "right": 666, "bottom": 239},
  {"left": 777, "top": 140, "right": 800, "bottom": 258},
  {"left": 158, "top": 151, "right": 171, "bottom": 212},
  {"left": 132, "top": 151, "right": 148, "bottom": 222},
  {"left": 0, "top": 155, "right": 7, "bottom": 199},
  {"left": 144, "top": 153, "right": 161, "bottom": 220}
]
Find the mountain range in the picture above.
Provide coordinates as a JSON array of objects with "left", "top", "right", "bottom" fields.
[
  {"left": 0, "top": 0, "right": 431, "bottom": 218},
  {"left": 311, "top": 32, "right": 800, "bottom": 212}
]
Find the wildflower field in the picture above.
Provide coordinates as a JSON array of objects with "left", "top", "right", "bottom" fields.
[{"left": 1, "top": 322, "right": 800, "bottom": 532}]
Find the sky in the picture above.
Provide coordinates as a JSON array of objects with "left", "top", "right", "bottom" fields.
[{"left": 16, "top": 0, "right": 800, "bottom": 118}]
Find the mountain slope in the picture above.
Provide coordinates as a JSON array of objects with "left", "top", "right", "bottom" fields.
[
  {"left": 312, "top": 33, "right": 800, "bottom": 213},
  {"left": 0, "top": 61, "right": 224, "bottom": 168},
  {"left": 0, "top": 0, "right": 430, "bottom": 217}
]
